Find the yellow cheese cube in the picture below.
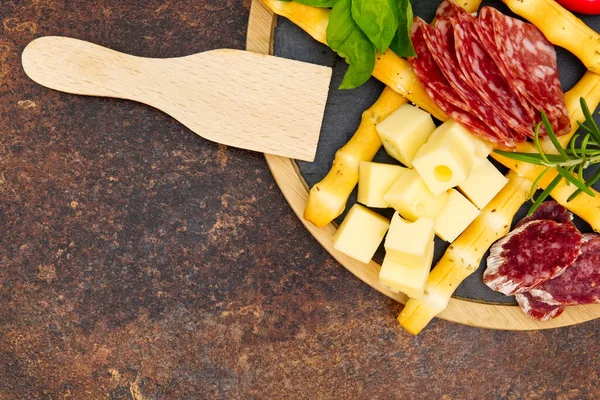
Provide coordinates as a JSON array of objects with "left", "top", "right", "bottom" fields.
[
  {"left": 385, "top": 213, "right": 435, "bottom": 267},
  {"left": 412, "top": 121, "right": 479, "bottom": 195},
  {"left": 379, "top": 240, "right": 434, "bottom": 300},
  {"left": 458, "top": 159, "right": 509, "bottom": 209},
  {"left": 376, "top": 104, "right": 436, "bottom": 167},
  {"left": 383, "top": 169, "right": 449, "bottom": 221},
  {"left": 434, "top": 189, "right": 480, "bottom": 242},
  {"left": 358, "top": 162, "right": 406, "bottom": 208},
  {"left": 429, "top": 120, "right": 493, "bottom": 160},
  {"left": 333, "top": 204, "right": 390, "bottom": 263}
]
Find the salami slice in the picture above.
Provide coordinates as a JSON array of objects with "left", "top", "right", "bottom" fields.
[
  {"left": 424, "top": 19, "right": 515, "bottom": 145},
  {"left": 453, "top": 12, "right": 534, "bottom": 141},
  {"left": 435, "top": 0, "right": 471, "bottom": 21},
  {"left": 481, "top": 7, "right": 571, "bottom": 136},
  {"left": 515, "top": 293, "right": 565, "bottom": 322},
  {"left": 412, "top": 19, "right": 469, "bottom": 111},
  {"left": 515, "top": 201, "right": 574, "bottom": 229},
  {"left": 409, "top": 19, "right": 505, "bottom": 146},
  {"left": 530, "top": 234, "right": 600, "bottom": 305},
  {"left": 434, "top": 0, "right": 458, "bottom": 20},
  {"left": 483, "top": 219, "right": 582, "bottom": 295},
  {"left": 475, "top": 8, "right": 546, "bottom": 137}
]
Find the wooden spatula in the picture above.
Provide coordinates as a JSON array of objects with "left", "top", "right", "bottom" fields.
[{"left": 21, "top": 36, "right": 332, "bottom": 161}]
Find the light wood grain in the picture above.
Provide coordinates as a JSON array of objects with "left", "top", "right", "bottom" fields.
[
  {"left": 248, "top": 0, "right": 600, "bottom": 330},
  {"left": 22, "top": 36, "right": 332, "bottom": 162}
]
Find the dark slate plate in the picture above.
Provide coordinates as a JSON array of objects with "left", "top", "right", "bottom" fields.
[{"left": 273, "top": 1, "right": 600, "bottom": 305}]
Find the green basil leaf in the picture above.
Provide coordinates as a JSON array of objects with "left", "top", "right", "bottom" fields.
[
  {"left": 351, "top": 0, "right": 398, "bottom": 53},
  {"left": 326, "top": 0, "right": 355, "bottom": 49},
  {"left": 338, "top": 29, "right": 376, "bottom": 88},
  {"left": 389, "top": 0, "right": 416, "bottom": 57},
  {"left": 278, "top": 0, "right": 338, "bottom": 7},
  {"left": 327, "top": 0, "right": 376, "bottom": 89}
]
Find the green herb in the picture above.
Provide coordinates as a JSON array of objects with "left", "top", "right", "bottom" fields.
[
  {"left": 494, "top": 97, "right": 600, "bottom": 215},
  {"left": 280, "top": 0, "right": 416, "bottom": 88},
  {"left": 390, "top": 0, "right": 416, "bottom": 57},
  {"left": 351, "top": 0, "right": 399, "bottom": 53}
]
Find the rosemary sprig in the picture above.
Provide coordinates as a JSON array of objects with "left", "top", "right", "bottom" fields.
[{"left": 494, "top": 97, "right": 600, "bottom": 215}]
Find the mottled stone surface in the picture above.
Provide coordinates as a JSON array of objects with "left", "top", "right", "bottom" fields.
[{"left": 0, "top": 1, "right": 598, "bottom": 399}]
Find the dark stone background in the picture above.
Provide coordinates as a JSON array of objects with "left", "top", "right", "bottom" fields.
[{"left": 0, "top": 1, "right": 598, "bottom": 398}]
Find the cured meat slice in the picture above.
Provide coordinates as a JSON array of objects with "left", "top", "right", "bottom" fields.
[
  {"left": 412, "top": 19, "right": 469, "bottom": 111},
  {"left": 475, "top": 8, "right": 546, "bottom": 137},
  {"left": 424, "top": 19, "right": 515, "bottom": 145},
  {"left": 515, "top": 292, "right": 565, "bottom": 322},
  {"left": 480, "top": 7, "right": 571, "bottom": 136},
  {"left": 530, "top": 234, "right": 600, "bottom": 305},
  {"left": 435, "top": 0, "right": 462, "bottom": 20},
  {"left": 515, "top": 201, "right": 574, "bottom": 228},
  {"left": 409, "top": 19, "right": 506, "bottom": 146},
  {"left": 453, "top": 12, "right": 535, "bottom": 141},
  {"left": 483, "top": 219, "right": 582, "bottom": 295}
]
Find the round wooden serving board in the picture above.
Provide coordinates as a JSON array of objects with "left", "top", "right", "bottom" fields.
[{"left": 246, "top": 0, "right": 600, "bottom": 330}]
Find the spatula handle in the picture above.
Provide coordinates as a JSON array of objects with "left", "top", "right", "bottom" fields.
[
  {"left": 21, "top": 36, "right": 331, "bottom": 161},
  {"left": 22, "top": 36, "right": 150, "bottom": 100}
]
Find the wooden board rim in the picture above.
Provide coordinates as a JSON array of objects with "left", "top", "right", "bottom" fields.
[{"left": 246, "top": 0, "right": 600, "bottom": 330}]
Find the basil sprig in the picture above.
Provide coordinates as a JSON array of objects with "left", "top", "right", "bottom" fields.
[
  {"left": 279, "top": 0, "right": 416, "bottom": 89},
  {"left": 327, "top": 0, "right": 376, "bottom": 89}
]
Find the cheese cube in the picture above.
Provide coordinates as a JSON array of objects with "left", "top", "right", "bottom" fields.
[
  {"left": 333, "top": 204, "right": 390, "bottom": 263},
  {"left": 434, "top": 189, "right": 480, "bottom": 242},
  {"left": 379, "top": 240, "right": 434, "bottom": 300},
  {"left": 358, "top": 162, "right": 406, "bottom": 208},
  {"left": 458, "top": 159, "right": 509, "bottom": 209},
  {"left": 412, "top": 121, "right": 479, "bottom": 195},
  {"left": 385, "top": 213, "right": 435, "bottom": 267},
  {"left": 383, "top": 169, "right": 449, "bottom": 221},
  {"left": 376, "top": 104, "right": 436, "bottom": 167},
  {"left": 429, "top": 120, "right": 493, "bottom": 160}
]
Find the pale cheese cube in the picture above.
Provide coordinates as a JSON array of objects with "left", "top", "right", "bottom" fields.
[
  {"left": 379, "top": 240, "right": 434, "bottom": 300},
  {"left": 333, "top": 204, "right": 390, "bottom": 264},
  {"left": 412, "top": 121, "right": 479, "bottom": 195},
  {"left": 429, "top": 120, "right": 493, "bottom": 160},
  {"left": 358, "top": 162, "right": 406, "bottom": 208},
  {"left": 458, "top": 159, "right": 509, "bottom": 209},
  {"left": 434, "top": 189, "right": 480, "bottom": 242},
  {"left": 383, "top": 169, "right": 449, "bottom": 221},
  {"left": 376, "top": 104, "right": 436, "bottom": 167},
  {"left": 385, "top": 213, "right": 435, "bottom": 267}
]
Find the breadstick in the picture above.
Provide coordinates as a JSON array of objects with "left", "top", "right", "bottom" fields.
[{"left": 502, "top": 0, "right": 600, "bottom": 73}]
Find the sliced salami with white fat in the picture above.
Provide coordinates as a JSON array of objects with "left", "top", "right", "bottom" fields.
[
  {"left": 453, "top": 12, "right": 535, "bottom": 141},
  {"left": 409, "top": 19, "right": 506, "bottom": 146},
  {"left": 424, "top": 18, "right": 515, "bottom": 145},
  {"left": 484, "top": 219, "right": 582, "bottom": 295},
  {"left": 515, "top": 200, "right": 574, "bottom": 229},
  {"left": 515, "top": 292, "right": 565, "bottom": 322},
  {"left": 480, "top": 6, "right": 571, "bottom": 136},
  {"left": 435, "top": 0, "right": 458, "bottom": 20},
  {"left": 530, "top": 234, "right": 600, "bottom": 305}
]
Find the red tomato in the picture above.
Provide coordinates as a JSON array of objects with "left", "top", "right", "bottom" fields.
[{"left": 555, "top": 0, "right": 600, "bottom": 14}]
